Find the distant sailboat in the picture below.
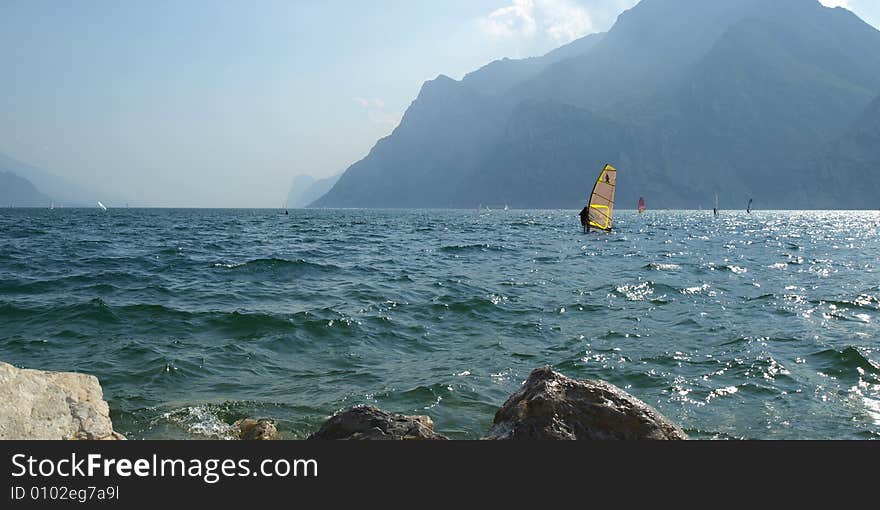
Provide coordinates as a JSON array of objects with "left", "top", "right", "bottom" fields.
[
  {"left": 97, "top": 201, "right": 107, "bottom": 211},
  {"left": 50, "top": 202, "right": 54, "bottom": 210},
  {"left": 713, "top": 194, "right": 718, "bottom": 217},
  {"left": 638, "top": 196, "right": 646, "bottom": 214},
  {"left": 747, "top": 198, "right": 753, "bottom": 214},
  {"left": 585, "top": 163, "right": 617, "bottom": 232}
]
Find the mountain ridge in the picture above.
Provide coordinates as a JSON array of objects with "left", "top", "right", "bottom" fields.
[
  {"left": 0, "top": 170, "right": 53, "bottom": 207},
  {"left": 312, "top": 0, "right": 880, "bottom": 209}
]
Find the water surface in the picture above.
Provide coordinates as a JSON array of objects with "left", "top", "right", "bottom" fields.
[{"left": 1, "top": 208, "right": 878, "bottom": 439}]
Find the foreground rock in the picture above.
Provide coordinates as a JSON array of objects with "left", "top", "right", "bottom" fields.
[
  {"left": 484, "top": 366, "right": 687, "bottom": 440},
  {"left": 235, "top": 418, "right": 280, "bottom": 440},
  {"left": 309, "top": 406, "right": 448, "bottom": 440},
  {"left": 0, "top": 361, "right": 124, "bottom": 440}
]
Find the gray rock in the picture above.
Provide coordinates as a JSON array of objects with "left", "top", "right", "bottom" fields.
[
  {"left": 309, "top": 406, "right": 448, "bottom": 440},
  {"left": 235, "top": 418, "right": 280, "bottom": 440},
  {"left": 0, "top": 361, "right": 124, "bottom": 440},
  {"left": 484, "top": 366, "right": 686, "bottom": 440}
]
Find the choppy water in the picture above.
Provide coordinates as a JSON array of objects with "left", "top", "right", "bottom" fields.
[{"left": 1, "top": 208, "right": 879, "bottom": 439}]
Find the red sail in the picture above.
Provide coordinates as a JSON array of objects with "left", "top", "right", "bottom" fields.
[{"left": 638, "top": 197, "right": 646, "bottom": 213}]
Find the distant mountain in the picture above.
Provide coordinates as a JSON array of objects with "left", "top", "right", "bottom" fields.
[
  {"left": 0, "top": 153, "right": 97, "bottom": 207},
  {"left": 286, "top": 173, "right": 342, "bottom": 208},
  {"left": 286, "top": 174, "right": 315, "bottom": 208},
  {"left": 462, "top": 32, "right": 604, "bottom": 97},
  {"left": 313, "top": 0, "right": 880, "bottom": 209},
  {"left": 0, "top": 171, "right": 52, "bottom": 207},
  {"left": 802, "top": 93, "right": 880, "bottom": 209}
]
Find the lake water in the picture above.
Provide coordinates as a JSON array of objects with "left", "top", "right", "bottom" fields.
[{"left": 1, "top": 208, "right": 878, "bottom": 439}]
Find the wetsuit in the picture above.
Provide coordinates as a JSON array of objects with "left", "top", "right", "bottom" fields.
[{"left": 579, "top": 206, "right": 590, "bottom": 233}]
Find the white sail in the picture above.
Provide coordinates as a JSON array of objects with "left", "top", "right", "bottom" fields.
[{"left": 97, "top": 201, "right": 107, "bottom": 211}]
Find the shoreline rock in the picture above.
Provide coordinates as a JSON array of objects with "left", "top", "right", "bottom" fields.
[
  {"left": 235, "top": 418, "right": 280, "bottom": 440},
  {"left": 484, "top": 366, "right": 687, "bottom": 440},
  {"left": 0, "top": 361, "right": 124, "bottom": 440},
  {"left": 2, "top": 361, "right": 686, "bottom": 440},
  {"left": 309, "top": 406, "right": 448, "bottom": 440}
]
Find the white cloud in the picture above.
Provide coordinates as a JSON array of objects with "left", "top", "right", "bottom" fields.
[
  {"left": 353, "top": 97, "right": 385, "bottom": 109},
  {"left": 480, "top": 0, "right": 595, "bottom": 44},
  {"left": 353, "top": 97, "right": 400, "bottom": 131},
  {"left": 819, "top": 0, "right": 850, "bottom": 8},
  {"left": 480, "top": 0, "right": 538, "bottom": 39},
  {"left": 541, "top": 0, "right": 594, "bottom": 43}
]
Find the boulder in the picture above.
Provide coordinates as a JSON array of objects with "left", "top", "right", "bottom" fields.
[
  {"left": 0, "top": 361, "right": 124, "bottom": 440},
  {"left": 484, "top": 366, "right": 686, "bottom": 440},
  {"left": 309, "top": 406, "right": 448, "bottom": 440},
  {"left": 235, "top": 418, "right": 280, "bottom": 440}
]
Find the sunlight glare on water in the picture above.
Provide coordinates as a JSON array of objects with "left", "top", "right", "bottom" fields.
[{"left": 0, "top": 208, "right": 878, "bottom": 439}]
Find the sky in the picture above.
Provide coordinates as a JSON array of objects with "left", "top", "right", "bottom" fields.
[{"left": 0, "top": 0, "right": 878, "bottom": 207}]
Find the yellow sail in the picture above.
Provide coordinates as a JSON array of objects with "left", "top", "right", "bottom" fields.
[{"left": 588, "top": 164, "right": 617, "bottom": 231}]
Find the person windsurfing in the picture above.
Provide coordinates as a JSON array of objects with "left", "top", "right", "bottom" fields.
[{"left": 579, "top": 205, "right": 590, "bottom": 233}]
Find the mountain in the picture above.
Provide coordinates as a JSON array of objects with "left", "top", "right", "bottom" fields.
[
  {"left": 314, "top": 74, "right": 510, "bottom": 208},
  {"left": 287, "top": 174, "right": 315, "bottom": 207},
  {"left": 313, "top": 0, "right": 880, "bottom": 209},
  {"left": 0, "top": 171, "right": 53, "bottom": 207},
  {"left": 803, "top": 93, "right": 880, "bottom": 209},
  {"left": 286, "top": 172, "right": 342, "bottom": 208},
  {"left": 461, "top": 32, "right": 604, "bottom": 97},
  {"left": 0, "top": 153, "right": 97, "bottom": 207}
]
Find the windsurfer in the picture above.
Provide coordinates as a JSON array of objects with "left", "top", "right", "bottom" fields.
[{"left": 579, "top": 206, "right": 590, "bottom": 233}]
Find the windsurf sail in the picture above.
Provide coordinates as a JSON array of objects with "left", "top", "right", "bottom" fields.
[
  {"left": 638, "top": 196, "right": 646, "bottom": 214},
  {"left": 587, "top": 163, "right": 617, "bottom": 231},
  {"left": 97, "top": 201, "right": 107, "bottom": 211},
  {"left": 747, "top": 198, "right": 753, "bottom": 214}
]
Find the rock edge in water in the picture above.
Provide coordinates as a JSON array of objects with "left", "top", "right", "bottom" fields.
[
  {"left": 235, "top": 418, "right": 280, "bottom": 440},
  {"left": 0, "top": 361, "right": 124, "bottom": 440},
  {"left": 1, "top": 361, "right": 685, "bottom": 440},
  {"left": 310, "top": 367, "right": 684, "bottom": 440},
  {"left": 309, "top": 406, "right": 448, "bottom": 440},
  {"left": 484, "top": 366, "right": 687, "bottom": 440}
]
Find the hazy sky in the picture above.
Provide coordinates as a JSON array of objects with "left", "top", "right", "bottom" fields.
[{"left": 1, "top": 0, "right": 878, "bottom": 207}]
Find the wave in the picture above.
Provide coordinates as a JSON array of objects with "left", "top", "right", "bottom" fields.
[
  {"left": 810, "top": 346, "right": 880, "bottom": 379},
  {"left": 433, "top": 296, "right": 505, "bottom": 314},
  {"left": 0, "top": 300, "right": 308, "bottom": 337},
  {"left": 813, "top": 297, "right": 879, "bottom": 312},
  {"left": 645, "top": 262, "right": 681, "bottom": 271},
  {"left": 440, "top": 243, "right": 510, "bottom": 253},
  {"left": 211, "top": 257, "right": 340, "bottom": 274},
  {"left": 614, "top": 282, "right": 654, "bottom": 301},
  {"left": 153, "top": 403, "right": 244, "bottom": 439}
]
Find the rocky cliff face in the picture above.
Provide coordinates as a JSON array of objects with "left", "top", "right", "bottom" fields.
[
  {"left": 0, "top": 361, "right": 124, "bottom": 440},
  {"left": 313, "top": 0, "right": 880, "bottom": 210}
]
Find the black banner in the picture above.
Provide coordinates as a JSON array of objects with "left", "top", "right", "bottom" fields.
[{"left": 2, "top": 441, "right": 877, "bottom": 506}]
